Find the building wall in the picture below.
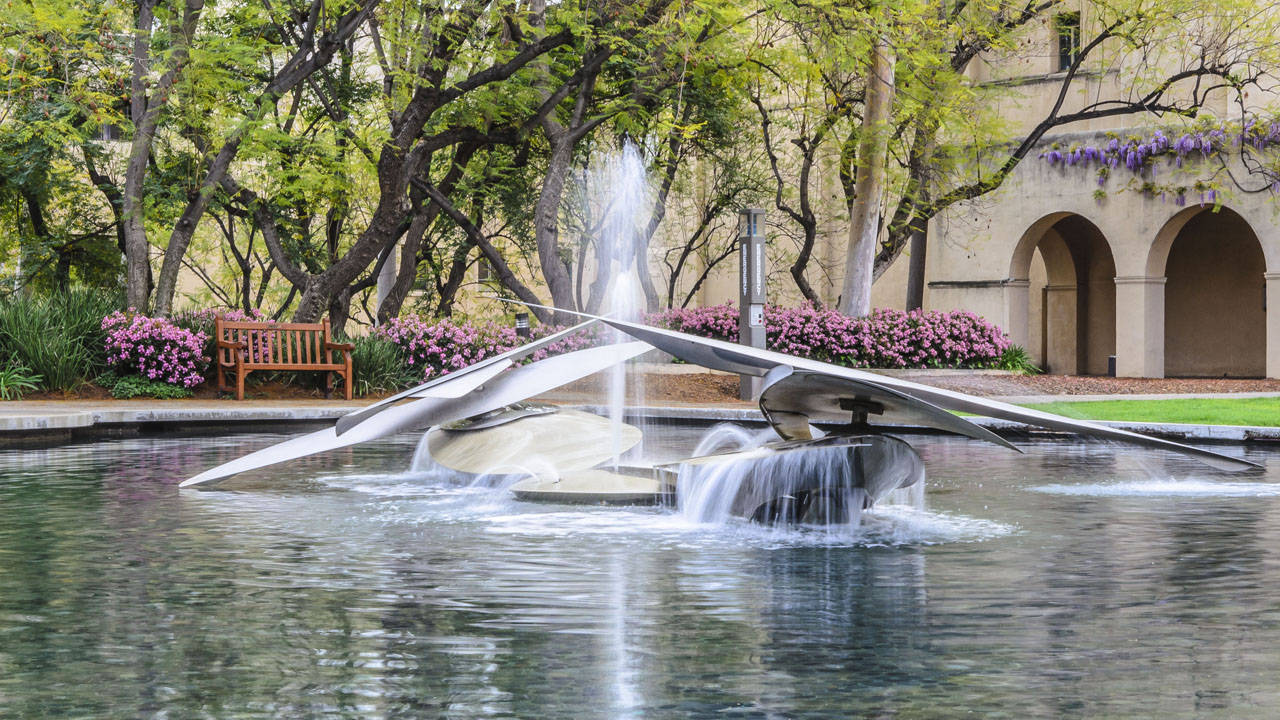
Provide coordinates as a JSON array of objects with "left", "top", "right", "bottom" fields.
[{"left": 928, "top": 129, "right": 1280, "bottom": 378}]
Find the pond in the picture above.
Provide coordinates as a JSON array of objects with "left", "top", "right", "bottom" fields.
[{"left": 0, "top": 426, "right": 1277, "bottom": 718}]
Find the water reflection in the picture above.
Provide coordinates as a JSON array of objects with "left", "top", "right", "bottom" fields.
[{"left": 0, "top": 432, "right": 1277, "bottom": 717}]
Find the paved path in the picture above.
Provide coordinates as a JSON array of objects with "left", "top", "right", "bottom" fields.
[{"left": 0, "top": 400, "right": 364, "bottom": 432}]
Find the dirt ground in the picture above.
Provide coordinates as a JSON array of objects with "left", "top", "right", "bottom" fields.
[
  {"left": 26, "top": 370, "right": 1280, "bottom": 405},
  {"left": 27, "top": 378, "right": 356, "bottom": 402},
  {"left": 543, "top": 371, "right": 1280, "bottom": 405},
  {"left": 540, "top": 372, "right": 746, "bottom": 405}
]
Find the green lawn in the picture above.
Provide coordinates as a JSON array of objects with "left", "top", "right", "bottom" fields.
[{"left": 1020, "top": 397, "right": 1280, "bottom": 427}]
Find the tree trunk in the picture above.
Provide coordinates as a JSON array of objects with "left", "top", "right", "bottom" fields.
[
  {"left": 376, "top": 212, "right": 431, "bottom": 323},
  {"left": 121, "top": 0, "right": 204, "bottom": 311},
  {"left": 533, "top": 137, "right": 579, "bottom": 323},
  {"left": 152, "top": 139, "right": 241, "bottom": 315},
  {"left": 839, "top": 39, "right": 895, "bottom": 317},
  {"left": 905, "top": 221, "right": 927, "bottom": 310}
]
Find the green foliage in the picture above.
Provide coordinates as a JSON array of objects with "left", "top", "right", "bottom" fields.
[
  {"left": 998, "top": 345, "right": 1040, "bottom": 375},
  {"left": 350, "top": 335, "right": 416, "bottom": 397},
  {"left": 0, "top": 288, "right": 120, "bottom": 391},
  {"left": 0, "top": 363, "right": 42, "bottom": 400},
  {"left": 99, "top": 373, "right": 194, "bottom": 400}
]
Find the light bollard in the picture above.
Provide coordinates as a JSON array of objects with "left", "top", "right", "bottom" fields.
[{"left": 739, "top": 208, "right": 767, "bottom": 400}]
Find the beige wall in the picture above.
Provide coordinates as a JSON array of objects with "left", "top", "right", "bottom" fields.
[{"left": 929, "top": 126, "right": 1280, "bottom": 378}]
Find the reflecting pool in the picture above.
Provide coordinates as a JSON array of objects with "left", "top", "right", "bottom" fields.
[{"left": 1, "top": 427, "right": 1278, "bottom": 718}]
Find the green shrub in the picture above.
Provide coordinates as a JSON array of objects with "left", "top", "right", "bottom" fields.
[
  {"left": 351, "top": 334, "right": 416, "bottom": 396},
  {"left": 0, "top": 288, "right": 121, "bottom": 391},
  {"left": 0, "top": 363, "right": 41, "bottom": 400},
  {"left": 99, "top": 373, "right": 194, "bottom": 400},
  {"left": 998, "top": 345, "right": 1041, "bottom": 375}
]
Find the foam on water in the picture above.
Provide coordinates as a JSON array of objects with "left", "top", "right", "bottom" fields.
[{"left": 1030, "top": 478, "right": 1280, "bottom": 497}]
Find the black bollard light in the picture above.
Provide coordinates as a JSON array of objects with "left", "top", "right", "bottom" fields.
[{"left": 515, "top": 312, "right": 531, "bottom": 338}]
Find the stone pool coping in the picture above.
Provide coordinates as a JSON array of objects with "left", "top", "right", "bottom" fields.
[{"left": 0, "top": 398, "right": 1278, "bottom": 447}]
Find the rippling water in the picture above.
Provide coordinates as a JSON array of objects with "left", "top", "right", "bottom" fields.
[{"left": 1, "top": 427, "right": 1278, "bottom": 718}]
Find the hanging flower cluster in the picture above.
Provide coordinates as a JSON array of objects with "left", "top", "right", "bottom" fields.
[
  {"left": 101, "top": 311, "right": 210, "bottom": 387},
  {"left": 1039, "top": 119, "right": 1280, "bottom": 205},
  {"left": 647, "top": 304, "right": 1012, "bottom": 369}
]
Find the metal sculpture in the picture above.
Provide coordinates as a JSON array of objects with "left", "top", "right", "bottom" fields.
[{"left": 183, "top": 306, "right": 1258, "bottom": 525}]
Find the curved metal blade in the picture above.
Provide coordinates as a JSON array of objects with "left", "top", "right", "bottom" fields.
[
  {"left": 501, "top": 300, "right": 1261, "bottom": 472},
  {"left": 181, "top": 340, "right": 652, "bottom": 487},
  {"left": 334, "top": 319, "right": 597, "bottom": 435},
  {"left": 759, "top": 365, "right": 1018, "bottom": 451}
]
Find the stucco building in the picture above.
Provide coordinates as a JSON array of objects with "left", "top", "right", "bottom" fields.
[{"left": 687, "top": 8, "right": 1280, "bottom": 379}]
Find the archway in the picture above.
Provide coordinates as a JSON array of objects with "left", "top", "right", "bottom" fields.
[
  {"left": 1011, "top": 214, "right": 1116, "bottom": 374},
  {"left": 1151, "top": 207, "right": 1265, "bottom": 377}
]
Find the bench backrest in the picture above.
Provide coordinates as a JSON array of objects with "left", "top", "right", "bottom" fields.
[{"left": 216, "top": 317, "right": 342, "bottom": 368}]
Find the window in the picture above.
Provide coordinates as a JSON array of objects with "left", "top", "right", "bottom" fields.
[
  {"left": 477, "top": 258, "right": 492, "bottom": 282},
  {"left": 1055, "top": 13, "right": 1081, "bottom": 72}
]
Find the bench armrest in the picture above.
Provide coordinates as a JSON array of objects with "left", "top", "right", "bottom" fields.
[
  {"left": 325, "top": 341, "right": 355, "bottom": 352},
  {"left": 217, "top": 339, "right": 248, "bottom": 350}
]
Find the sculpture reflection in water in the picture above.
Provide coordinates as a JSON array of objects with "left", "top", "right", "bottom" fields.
[{"left": 182, "top": 307, "right": 1261, "bottom": 526}]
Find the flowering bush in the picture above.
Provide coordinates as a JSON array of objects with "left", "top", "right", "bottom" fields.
[
  {"left": 101, "top": 311, "right": 209, "bottom": 387},
  {"left": 647, "top": 304, "right": 1012, "bottom": 369},
  {"left": 375, "top": 316, "right": 603, "bottom": 381}
]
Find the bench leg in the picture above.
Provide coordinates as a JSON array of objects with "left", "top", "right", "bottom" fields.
[
  {"left": 236, "top": 368, "right": 246, "bottom": 401},
  {"left": 344, "top": 356, "right": 353, "bottom": 400}
]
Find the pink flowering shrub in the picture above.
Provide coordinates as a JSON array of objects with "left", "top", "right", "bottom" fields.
[
  {"left": 375, "top": 316, "right": 603, "bottom": 381},
  {"left": 101, "top": 311, "right": 210, "bottom": 387},
  {"left": 647, "top": 304, "right": 1012, "bottom": 369}
]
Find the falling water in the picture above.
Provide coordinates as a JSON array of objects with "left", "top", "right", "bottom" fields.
[
  {"left": 584, "top": 142, "right": 653, "bottom": 467},
  {"left": 676, "top": 424, "right": 929, "bottom": 530}
]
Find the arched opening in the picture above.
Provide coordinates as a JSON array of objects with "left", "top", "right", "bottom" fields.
[
  {"left": 1013, "top": 214, "right": 1116, "bottom": 374},
  {"left": 1157, "top": 208, "right": 1265, "bottom": 377}
]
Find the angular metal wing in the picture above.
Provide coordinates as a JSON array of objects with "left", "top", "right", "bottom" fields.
[
  {"left": 504, "top": 302, "right": 1260, "bottom": 472},
  {"left": 181, "top": 340, "right": 652, "bottom": 487},
  {"left": 334, "top": 319, "right": 597, "bottom": 435},
  {"left": 759, "top": 365, "right": 1018, "bottom": 451}
]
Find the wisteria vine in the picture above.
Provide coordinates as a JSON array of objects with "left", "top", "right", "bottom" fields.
[{"left": 1039, "top": 118, "right": 1280, "bottom": 205}]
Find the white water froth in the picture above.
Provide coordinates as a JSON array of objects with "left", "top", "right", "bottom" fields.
[
  {"left": 374, "top": 423, "right": 1009, "bottom": 546},
  {"left": 1030, "top": 479, "right": 1280, "bottom": 498}
]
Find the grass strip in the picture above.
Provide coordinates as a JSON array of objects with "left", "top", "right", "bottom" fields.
[{"left": 1020, "top": 397, "right": 1280, "bottom": 427}]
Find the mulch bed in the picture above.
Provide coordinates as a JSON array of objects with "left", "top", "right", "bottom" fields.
[
  {"left": 23, "top": 371, "right": 1280, "bottom": 404},
  {"left": 539, "top": 372, "right": 745, "bottom": 405},
  {"left": 25, "top": 379, "right": 355, "bottom": 402}
]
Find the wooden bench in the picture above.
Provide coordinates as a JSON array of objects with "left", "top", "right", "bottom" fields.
[{"left": 215, "top": 317, "right": 354, "bottom": 400}]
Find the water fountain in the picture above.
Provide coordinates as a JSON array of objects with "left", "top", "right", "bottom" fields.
[{"left": 180, "top": 146, "right": 1260, "bottom": 527}]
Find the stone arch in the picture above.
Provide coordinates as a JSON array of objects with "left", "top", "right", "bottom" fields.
[
  {"left": 1148, "top": 206, "right": 1266, "bottom": 377},
  {"left": 1008, "top": 213, "right": 1117, "bottom": 374}
]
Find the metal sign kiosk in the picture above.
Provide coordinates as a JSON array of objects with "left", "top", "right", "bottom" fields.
[{"left": 739, "top": 208, "right": 767, "bottom": 400}]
